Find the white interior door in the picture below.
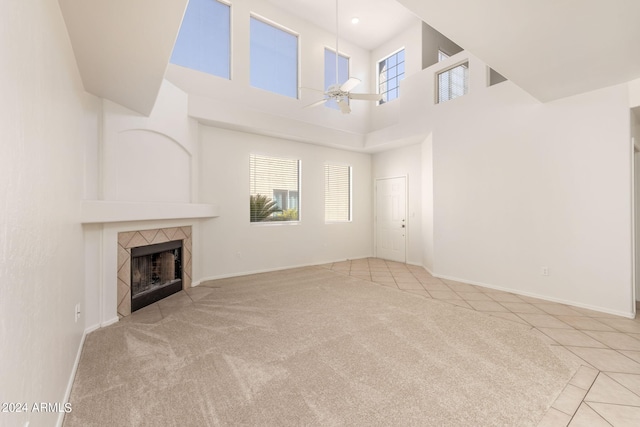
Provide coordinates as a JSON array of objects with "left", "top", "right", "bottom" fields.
[{"left": 376, "top": 176, "right": 406, "bottom": 263}]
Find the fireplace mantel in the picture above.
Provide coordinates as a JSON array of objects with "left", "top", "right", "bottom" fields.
[{"left": 81, "top": 201, "right": 218, "bottom": 224}]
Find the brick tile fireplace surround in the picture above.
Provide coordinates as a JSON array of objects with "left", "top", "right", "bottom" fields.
[{"left": 117, "top": 226, "right": 192, "bottom": 317}]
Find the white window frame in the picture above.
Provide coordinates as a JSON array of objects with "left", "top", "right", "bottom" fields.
[
  {"left": 436, "top": 60, "right": 469, "bottom": 104},
  {"left": 249, "top": 153, "right": 301, "bottom": 224},
  {"left": 376, "top": 47, "right": 405, "bottom": 105},
  {"left": 438, "top": 49, "right": 450, "bottom": 62},
  {"left": 170, "top": 0, "right": 232, "bottom": 79},
  {"left": 249, "top": 14, "right": 300, "bottom": 99}
]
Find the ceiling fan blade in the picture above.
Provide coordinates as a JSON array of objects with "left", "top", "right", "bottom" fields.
[
  {"left": 349, "top": 93, "right": 383, "bottom": 101},
  {"left": 336, "top": 99, "right": 351, "bottom": 114},
  {"left": 340, "top": 77, "right": 361, "bottom": 92},
  {"left": 304, "top": 98, "right": 328, "bottom": 109}
]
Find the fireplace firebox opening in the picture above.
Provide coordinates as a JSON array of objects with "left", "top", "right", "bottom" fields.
[{"left": 131, "top": 239, "right": 183, "bottom": 312}]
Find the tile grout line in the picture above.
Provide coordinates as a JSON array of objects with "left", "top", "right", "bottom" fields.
[
  {"left": 402, "top": 264, "right": 632, "bottom": 425},
  {"left": 326, "top": 258, "right": 640, "bottom": 426},
  {"left": 601, "top": 371, "right": 640, "bottom": 402},
  {"left": 565, "top": 371, "right": 608, "bottom": 426}
]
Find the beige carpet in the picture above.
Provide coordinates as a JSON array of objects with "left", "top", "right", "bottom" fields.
[{"left": 65, "top": 266, "right": 577, "bottom": 426}]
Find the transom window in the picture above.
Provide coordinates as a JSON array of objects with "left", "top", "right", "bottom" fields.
[
  {"left": 378, "top": 49, "right": 405, "bottom": 104},
  {"left": 250, "top": 154, "right": 300, "bottom": 222},
  {"left": 325, "top": 164, "right": 351, "bottom": 222},
  {"left": 324, "top": 48, "right": 349, "bottom": 110},
  {"left": 437, "top": 62, "right": 469, "bottom": 103},
  {"left": 250, "top": 17, "right": 299, "bottom": 98},
  {"left": 170, "top": 0, "right": 230, "bottom": 79}
]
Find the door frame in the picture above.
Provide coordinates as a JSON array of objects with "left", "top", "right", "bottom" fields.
[
  {"left": 374, "top": 175, "right": 408, "bottom": 263},
  {"left": 632, "top": 134, "right": 639, "bottom": 316}
]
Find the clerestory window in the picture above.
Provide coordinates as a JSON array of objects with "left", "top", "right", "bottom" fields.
[
  {"left": 250, "top": 17, "right": 299, "bottom": 98},
  {"left": 437, "top": 62, "right": 469, "bottom": 103},
  {"left": 170, "top": 0, "right": 231, "bottom": 79},
  {"left": 378, "top": 49, "right": 405, "bottom": 104}
]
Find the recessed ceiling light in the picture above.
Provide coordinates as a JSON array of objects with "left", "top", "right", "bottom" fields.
[{"left": 351, "top": 17, "right": 360, "bottom": 24}]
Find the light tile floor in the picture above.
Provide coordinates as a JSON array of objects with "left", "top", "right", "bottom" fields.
[{"left": 318, "top": 258, "right": 640, "bottom": 427}]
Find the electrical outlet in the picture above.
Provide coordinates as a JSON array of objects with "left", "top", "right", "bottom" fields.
[
  {"left": 541, "top": 267, "right": 549, "bottom": 276},
  {"left": 75, "top": 303, "right": 81, "bottom": 322}
]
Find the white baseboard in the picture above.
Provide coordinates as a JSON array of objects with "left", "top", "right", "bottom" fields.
[
  {"left": 101, "top": 316, "right": 119, "bottom": 327},
  {"left": 192, "top": 256, "right": 373, "bottom": 286},
  {"left": 57, "top": 329, "right": 87, "bottom": 427},
  {"left": 84, "top": 324, "right": 101, "bottom": 334},
  {"left": 434, "top": 272, "right": 635, "bottom": 319},
  {"left": 406, "top": 261, "right": 436, "bottom": 276}
]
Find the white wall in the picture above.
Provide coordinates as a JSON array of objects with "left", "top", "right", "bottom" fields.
[
  {"left": 198, "top": 126, "right": 373, "bottom": 279},
  {"left": 421, "top": 134, "right": 435, "bottom": 272},
  {"left": 368, "top": 50, "right": 635, "bottom": 316},
  {"left": 369, "top": 22, "right": 423, "bottom": 132},
  {"left": 632, "top": 110, "right": 640, "bottom": 303},
  {"left": 372, "top": 144, "right": 424, "bottom": 265},
  {"left": 191, "top": 44, "right": 636, "bottom": 317},
  {"left": 0, "top": 1, "right": 100, "bottom": 426},
  {"left": 430, "top": 78, "right": 633, "bottom": 316},
  {"left": 101, "top": 81, "right": 197, "bottom": 203}
]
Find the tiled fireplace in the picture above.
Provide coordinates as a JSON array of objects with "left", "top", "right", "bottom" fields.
[{"left": 117, "top": 226, "right": 192, "bottom": 317}]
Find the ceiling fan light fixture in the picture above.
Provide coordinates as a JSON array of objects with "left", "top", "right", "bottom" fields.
[{"left": 302, "top": 0, "right": 379, "bottom": 114}]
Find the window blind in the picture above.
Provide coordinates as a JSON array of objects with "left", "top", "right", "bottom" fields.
[
  {"left": 437, "top": 62, "right": 468, "bottom": 103},
  {"left": 250, "top": 154, "right": 300, "bottom": 222},
  {"left": 325, "top": 164, "right": 351, "bottom": 222}
]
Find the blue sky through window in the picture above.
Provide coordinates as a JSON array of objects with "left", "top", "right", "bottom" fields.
[
  {"left": 170, "top": 0, "right": 230, "bottom": 79},
  {"left": 378, "top": 49, "right": 405, "bottom": 104},
  {"left": 250, "top": 17, "right": 298, "bottom": 98},
  {"left": 324, "top": 49, "right": 349, "bottom": 110}
]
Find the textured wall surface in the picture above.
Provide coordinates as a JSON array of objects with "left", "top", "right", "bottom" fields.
[{"left": 0, "top": 1, "right": 99, "bottom": 426}]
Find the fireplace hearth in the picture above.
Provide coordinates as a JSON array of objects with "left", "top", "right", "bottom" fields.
[{"left": 131, "top": 240, "right": 182, "bottom": 312}]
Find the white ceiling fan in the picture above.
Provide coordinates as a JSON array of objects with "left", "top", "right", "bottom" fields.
[{"left": 303, "top": 0, "right": 382, "bottom": 114}]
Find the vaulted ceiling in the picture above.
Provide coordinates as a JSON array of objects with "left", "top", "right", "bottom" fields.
[
  {"left": 263, "top": 0, "right": 418, "bottom": 51},
  {"left": 58, "top": 0, "right": 640, "bottom": 115},
  {"left": 397, "top": 0, "right": 640, "bottom": 102},
  {"left": 58, "top": 0, "right": 188, "bottom": 115}
]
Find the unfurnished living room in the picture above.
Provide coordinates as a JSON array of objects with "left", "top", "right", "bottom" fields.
[{"left": 3, "top": 0, "right": 640, "bottom": 426}]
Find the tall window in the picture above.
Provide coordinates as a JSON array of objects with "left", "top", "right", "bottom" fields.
[
  {"left": 325, "top": 164, "right": 351, "bottom": 222},
  {"left": 250, "top": 154, "right": 300, "bottom": 222},
  {"left": 250, "top": 17, "right": 298, "bottom": 98},
  {"left": 324, "top": 48, "right": 349, "bottom": 110},
  {"left": 170, "top": 0, "right": 230, "bottom": 79},
  {"left": 378, "top": 49, "right": 405, "bottom": 104},
  {"left": 437, "top": 62, "right": 469, "bottom": 103}
]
